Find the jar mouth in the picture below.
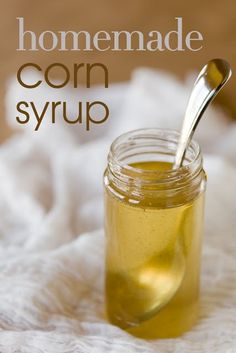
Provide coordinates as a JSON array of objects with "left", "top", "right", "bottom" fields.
[{"left": 108, "top": 128, "right": 202, "bottom": 185}]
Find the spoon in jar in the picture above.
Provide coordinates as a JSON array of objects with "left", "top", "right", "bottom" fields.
[
  {"left": 121, "top": 59, "right": 232, "bottom": 329},
  {"left": 174, "top": 58, "right": 232, "bottom": 169}
]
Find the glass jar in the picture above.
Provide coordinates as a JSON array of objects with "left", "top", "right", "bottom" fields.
[{"left": 103, "top": 128, "right": 206, "bottom": 339}]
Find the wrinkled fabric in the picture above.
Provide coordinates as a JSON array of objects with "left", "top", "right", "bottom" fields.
[{"left": 0, "top": 68, "right": 235, "bottom": 352}]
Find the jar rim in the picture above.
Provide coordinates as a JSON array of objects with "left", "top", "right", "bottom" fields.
[{"left": 108, "top": 128, "right": 202, "bottom": 185}]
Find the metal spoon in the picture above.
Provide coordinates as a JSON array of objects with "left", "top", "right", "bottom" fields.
[{"left": 174, "top": 58, "right": 232, "bottom": 169}]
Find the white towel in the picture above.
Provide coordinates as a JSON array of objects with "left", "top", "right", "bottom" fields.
[{"left": 0, "top": 68, "right": 235, "bottom": 352}]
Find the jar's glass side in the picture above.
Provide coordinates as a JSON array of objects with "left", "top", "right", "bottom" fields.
[{"left": 104, "top": 129, "right": 207, "bottom": 339}]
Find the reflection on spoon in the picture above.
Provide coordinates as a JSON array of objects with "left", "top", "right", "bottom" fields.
[{"left": 108, "top": 241, "right": 185, "bottom": 328}]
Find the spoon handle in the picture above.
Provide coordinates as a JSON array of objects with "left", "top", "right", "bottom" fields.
[{"left": 174, "top": 59, "right": 232, "bottom": 169}]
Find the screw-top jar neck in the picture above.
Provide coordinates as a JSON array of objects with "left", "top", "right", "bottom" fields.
[{"left": 105, "top": 129, "right": 205, "bottom": 207}]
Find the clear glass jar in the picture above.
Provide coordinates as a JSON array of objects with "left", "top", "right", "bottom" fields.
[{"left": 103, "top": 128, "right": 207, "bottom": 339}]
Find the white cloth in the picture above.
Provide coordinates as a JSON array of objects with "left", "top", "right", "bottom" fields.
[{"left": 0, "top": 68, "right": 235, "bottom": 352}]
